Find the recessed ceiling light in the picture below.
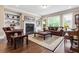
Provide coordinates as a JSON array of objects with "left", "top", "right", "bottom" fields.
[
  {"left": 15, "top": 5, "right": 19, "bottom": 7},
  {"left": 40, "top": 5, "right": 48, "bottom": 9},
  {"left": 68, "top": 6, "right": 72, "bottom": 9}
]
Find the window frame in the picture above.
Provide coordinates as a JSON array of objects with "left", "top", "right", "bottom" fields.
[{"left": 47, "top": 15, "right": 61, "bottom": 27}]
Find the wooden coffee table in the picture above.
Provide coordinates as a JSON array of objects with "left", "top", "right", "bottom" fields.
[{"left": 34, "top": 31, "right": 52, "bottom": 40}]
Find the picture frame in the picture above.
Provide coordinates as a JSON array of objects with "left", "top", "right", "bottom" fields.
[
  {"left": 24, "top": 16, "right": 35, "bottom": 22},
  {"left": 75, "top": 14, "right": 79, "bottom": 24},
  {"left": 36, "top": 20, "right": 41, "bottom": 26}
]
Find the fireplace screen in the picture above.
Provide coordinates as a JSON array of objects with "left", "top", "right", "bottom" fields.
[{"left": 26, "top": 23, "right": 34, "bottom": 34}]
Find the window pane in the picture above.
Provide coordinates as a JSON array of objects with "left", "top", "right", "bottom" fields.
[
  {"left": 63, "top": 13, "right": 73, "bottom": 29},
  {"left": 48, "top": 16, "right": 60, "bottom": 27}
]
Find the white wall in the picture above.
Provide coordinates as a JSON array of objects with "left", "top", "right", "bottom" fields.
[{"left": 0, "top": 6, "right": 5, "bottom": 39}]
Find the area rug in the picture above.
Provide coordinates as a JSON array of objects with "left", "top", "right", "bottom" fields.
[{"left": 28, "top": 34, "right": 64, "bottom": 52}]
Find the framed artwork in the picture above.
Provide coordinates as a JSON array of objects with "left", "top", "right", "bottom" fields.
[
  {"left": 75, "top": 14, "right": 79, "bottom": 24},
  {"left": 36, "top": 20, "right": 41, "bottom": 26},
  {"left": 24, "top": 16, "right": 35, "bottom": 22}
]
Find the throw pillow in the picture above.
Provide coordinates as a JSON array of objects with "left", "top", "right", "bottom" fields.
[{"left": 57, "top": 28, "right": 62, "bottom": 31}]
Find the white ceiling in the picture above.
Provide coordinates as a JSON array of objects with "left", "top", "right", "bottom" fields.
[{"left": 5, "top": 5, "right": 79, "bottom": 16}]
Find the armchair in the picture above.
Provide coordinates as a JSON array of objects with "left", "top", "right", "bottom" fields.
[
  {"left": 68, "top": 30, "right": 79, "bottom": 49},
  {"left": 3, "top": 27, "right": 14, "bottom": 47}
]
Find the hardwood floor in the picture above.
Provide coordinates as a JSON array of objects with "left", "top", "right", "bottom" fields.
[
  {"left": 0, "top": 39, "right": 52, "bottom": 53},
  {"left": 0, "top": 38, "right": 77, "bottom": 53},
  {"left": 64, "top": 39, "right": 78, "bottom": 53}
]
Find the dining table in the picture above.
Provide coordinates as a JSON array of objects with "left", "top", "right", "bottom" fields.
[{"left": 5, "top": 29, "right": 28, "bottom": 49}]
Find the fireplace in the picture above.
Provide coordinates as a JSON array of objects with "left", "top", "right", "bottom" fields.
[{"left": 25, "top": 23, "right": 34, "bottom": 34}]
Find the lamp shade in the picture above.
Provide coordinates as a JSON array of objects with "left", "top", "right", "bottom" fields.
[{"left": 42, "top": 21, "right": 45, "bottom": 24}]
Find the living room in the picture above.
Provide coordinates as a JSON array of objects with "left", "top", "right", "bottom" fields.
[{"left": 0, "top": 5, "right": 79, "bottom": 53}]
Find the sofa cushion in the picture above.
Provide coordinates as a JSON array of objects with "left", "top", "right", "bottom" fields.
[{"left": 48, "top": 27, "right": 58, "bottom": 31}]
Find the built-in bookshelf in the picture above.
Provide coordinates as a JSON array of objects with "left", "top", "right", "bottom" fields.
[{"left": 4, "top": 11, "right": 20, "bottom": 27}]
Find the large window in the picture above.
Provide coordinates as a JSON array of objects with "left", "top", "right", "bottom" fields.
[
  {"left": 63, "top": 13, "right": 73, "bottom": 29},
  {"left": 47, "top": 16, "right": 60, "bottom": 27}
]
